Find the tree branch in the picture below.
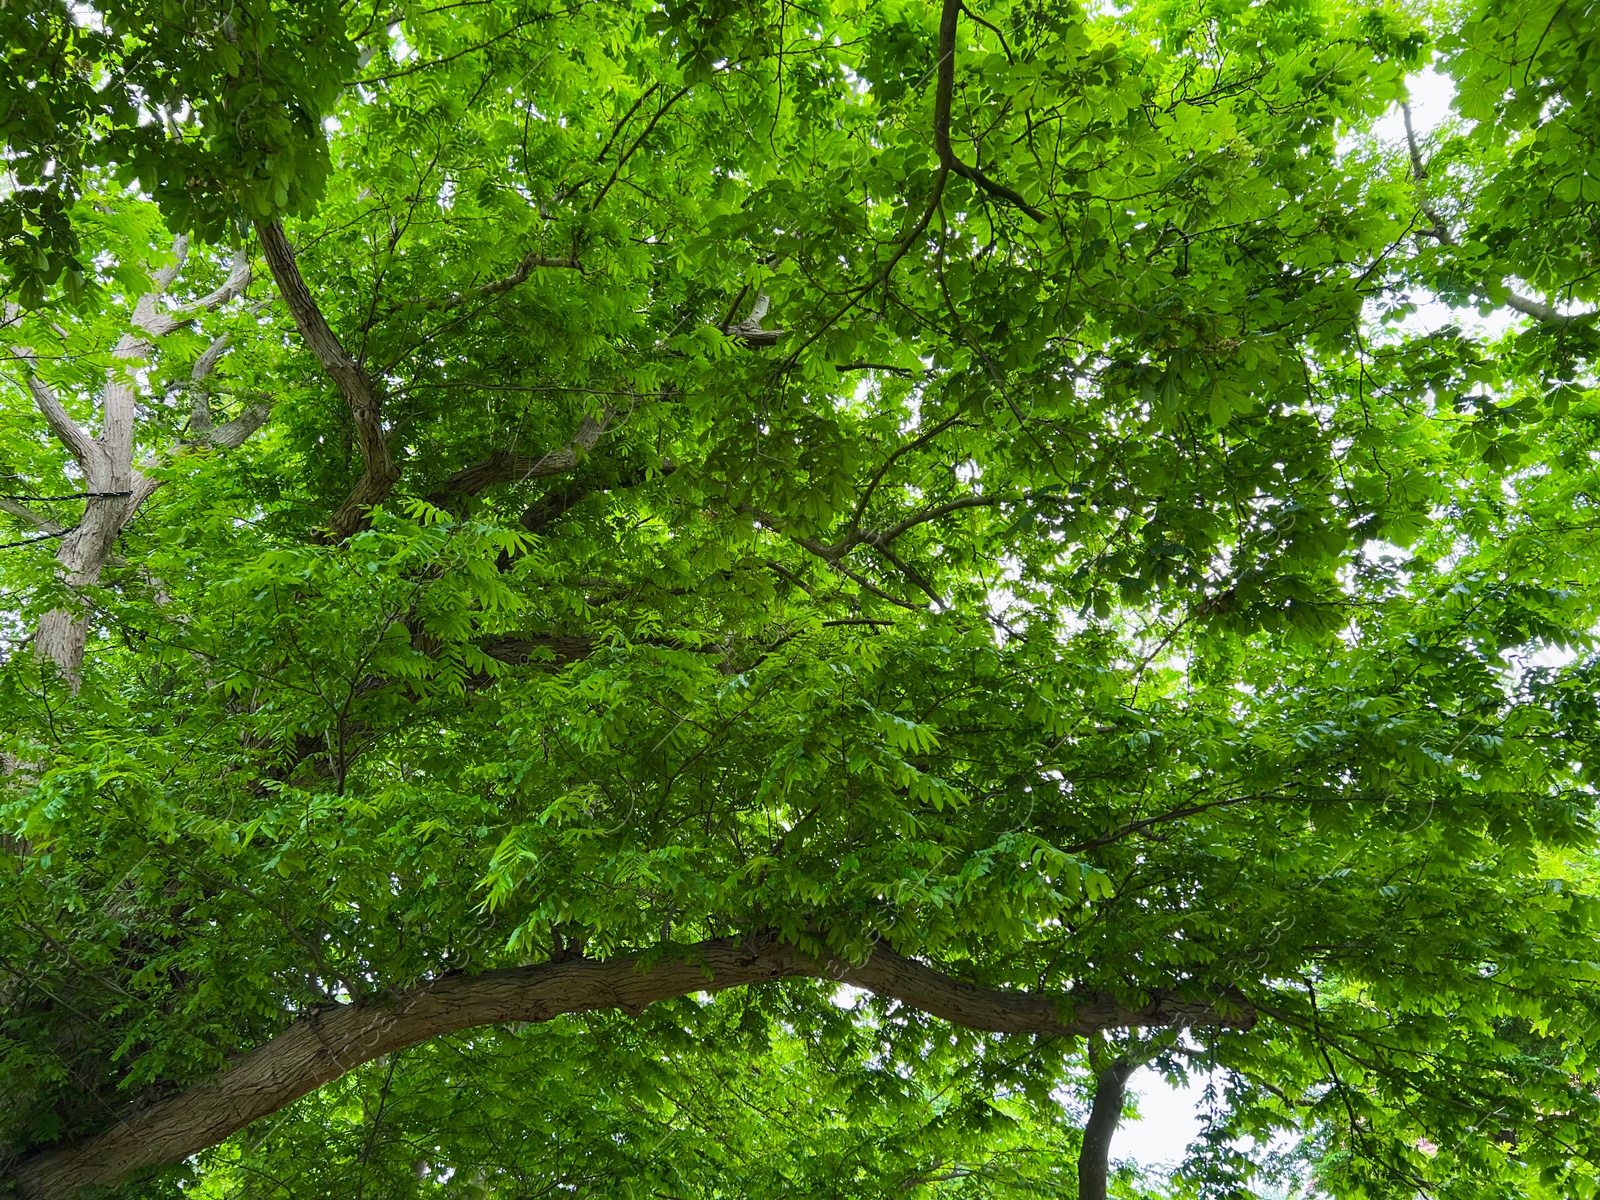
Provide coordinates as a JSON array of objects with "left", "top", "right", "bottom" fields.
[
  {"left": 850, "top": 412, "right": 966, "bottom": 530},
  {"left": 7, "top": 934, "right": 1253, "bottom": 1200},
  {"left": 182, "top": 328, "right": 275, "bottom": 451},
  {"left": 1501, "top": 292, "right": 1583, "bottom": 325},
  {"left": 201, "top": 399, "right": 276, "bottom": 451},
  {"left": 0, "top": 498, "right": 65, "bottom": 536},
  {"left": 934, "top": 0, "right": 1044, "bottom": 221},
  {"left": 1401, "top": 103, "right": 1586, "bottom": 327},
  {"left": 437, "top": 412, "right": 611, "bottom": 498},
  {"left": 256, "top": 219, "right": 399, "bottom": 535},
  {"left": 476, "top": 633, "right": 595, "bottom": 667},
  {"left": 871, "top": 493, "right": 1006, "bottom": 547},
  {"left": 725, "top": 292, "right": 786, "bottom": 345},
  {"left": 517, "top": 458, "right": 675, "bottom": 534},
  {"left": 10, "top": 243, "right": 266, "bottom": 684},
  {"left": 5, "top": 350, "right": 99, "bottom": 470},
  {"left": 130, "top": 248, "right": 252, "bottom": 341},
  {"left": 363, "top": 247, "right": 583, "bottom": 331}
]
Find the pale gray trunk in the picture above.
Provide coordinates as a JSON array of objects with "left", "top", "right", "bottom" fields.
[
  {"left": 13, "top": 241, "right": 254, "bottom": 687},
  {"left": 33, "top": 491, "right": 139, "bottom": 684},
  {"left": 32, "top": 341, "right": 152, "bottom": 686}
]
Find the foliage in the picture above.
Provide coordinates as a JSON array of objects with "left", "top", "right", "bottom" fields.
[{"left": 2, "top": 0, "right": 1600, "bottom": 1195}]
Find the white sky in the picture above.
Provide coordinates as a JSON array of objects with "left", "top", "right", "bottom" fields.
[{"left": 1122, "top": 1064, "right": 1210, "bottom": 1167}]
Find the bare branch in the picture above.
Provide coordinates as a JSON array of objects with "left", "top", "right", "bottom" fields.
[
  {"left": 833, "top": 362, "right": 925, "bottom": 377},
  {"left": 149, "top": 233, "right": 190, "bottom": 293},
  {"left": 872, "top": 494, "right": 1007, "bottom": 546},
  {"left": 740, "top": 503, "right": 858, "bottom": 562},
  {"left": 850, "top": 412, "right": 968, "bottom": 529},
  {"left": 8, "top": 933, "right": 1253, "bottom": 1200},
  {"left": 831, "top": 558, "right": 930, "bottom": 610},
  {"left": 1502, "top": 292, "right": 1583, "bottom": 324},
  {"left": 590, "top": 83, "right": 694, "bottom": 210},
  {"left": 6, "top": 350, "right": 99, "bottom": 470},
  {"left": 11, "top": 246, "right": 266, "bottom": 684},
  {"left": 132, "top": 250, "right": 253, "bottom": 340},
  {"left": 717, "top": 282, "right": 752, "bottom": 334},
  {"left": 192, "top": 331, "right": 233, "bottom": 384},
  {"left": 203, "top": 398, "right": 276, "bottom": 451},
  {"left": 726, "top": 292, "right": 786, "bottom": 345},
  {"left": 0, "top": 498, "right": 65, "bottom": 536},
  {"left": 1401, "top": 102, "right": 1586, "bottom": 327},
  {"left": 364, "top": 247, "right": 583, "bottom": 331},
  {"left": 866, "top": 538, "right": 945, "bottom": 608}
]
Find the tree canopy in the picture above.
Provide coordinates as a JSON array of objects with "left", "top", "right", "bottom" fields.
[{"left": 1, "top": 0, "right": 1599, "bottom": 1196}]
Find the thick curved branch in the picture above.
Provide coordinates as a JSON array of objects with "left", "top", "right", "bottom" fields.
[
  {"left": 184, "top": 331, "right": 275, "bottom": 451},
  {"left": 1501, "top": 292, "right": 1584, "bottom": 325},
  {"left": 934, "top": 0, "right": 1044, "bottom": 221},
  {"left": 519, "top": 478, "right": 594, "bottom": 533},
  {"left": 256, "top": 219, "right": 398, "bottom": 535},
  {"left": 8, "top": 934, "right": 1253, "bottom": 1200}
]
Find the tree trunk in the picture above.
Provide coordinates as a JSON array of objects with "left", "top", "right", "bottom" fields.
[
  {"left": 33, "top": 493, "right": 135, "bottom": 686},
  {"left": 1078, "top": 1058, "right": 1137, "bottom": 1200}
]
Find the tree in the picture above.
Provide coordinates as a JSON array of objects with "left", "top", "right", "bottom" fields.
[{"left": 1, "top": 0, "right": 1599, "bottom": 1195}]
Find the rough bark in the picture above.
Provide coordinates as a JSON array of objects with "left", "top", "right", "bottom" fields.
[
  {"left": 477, "top": 633, "right": 596, "bottom": 668},
  {"left": 255, "top": 218, "right": 399, "bottom": 536},
  {"left": 1078, "top": 1057, "right": 1138, "bottom": 1200},
  {"left": 7, "top": 935, "right": 1253, "bottom": 1200}
]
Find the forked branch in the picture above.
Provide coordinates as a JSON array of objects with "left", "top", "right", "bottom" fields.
[
  {"left": 4, "top": 239, "right": 263, "bottom": 683},
  {"left": 935, "top": 0, "right": 1044, "bottom": 221},
  {"left": 1401, "top": 102, "right": 1588, "bottom": 327}
]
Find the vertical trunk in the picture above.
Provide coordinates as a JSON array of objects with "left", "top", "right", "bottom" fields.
[
  {"left": 33, "top": 608, "right": 89, "bottom": 683},
  {"left": 18, "top": 241, "right": 253, "bottom": 686},
  {"left": 34, "top": 495, "right": 134, "bottom": 686},
  {"left": 1078, "top": 1059, "right": 1136, "bottom": 1200},
  {"left": 31, "top": 336, "right": 156, "bottom": 686}
]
